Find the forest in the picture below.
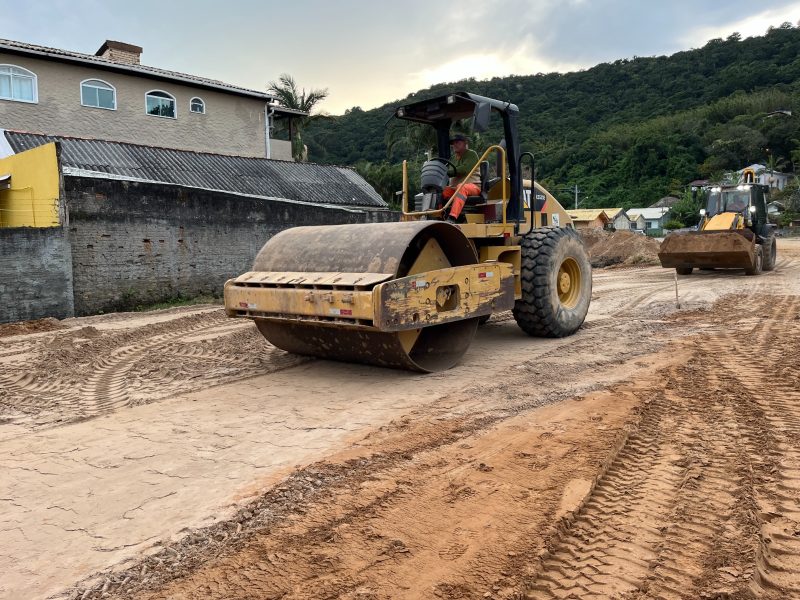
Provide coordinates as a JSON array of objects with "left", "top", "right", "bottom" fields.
[{"left": 301, "top": 24, "right": 800, "bottom": 218}]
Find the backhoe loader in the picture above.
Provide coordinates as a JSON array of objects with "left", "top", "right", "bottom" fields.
[
  {"left": 659, "top": 172, "right": 777, "bottom": 276},
  {"left": 224, "top": 92, "right": 592, "bottom": 372}
]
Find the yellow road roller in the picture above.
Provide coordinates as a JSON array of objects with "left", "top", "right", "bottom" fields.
[{"left": 224, "top": 92, "right": 592, "bottom": 371}]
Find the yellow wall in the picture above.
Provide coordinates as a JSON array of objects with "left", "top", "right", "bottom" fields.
[{"left": 0, "top": 143, "right": 61, "bottom": 227}]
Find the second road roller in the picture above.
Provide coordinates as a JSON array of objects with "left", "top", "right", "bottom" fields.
[{"left": 224, "top": 91, "right": 592, "bottom": 372}]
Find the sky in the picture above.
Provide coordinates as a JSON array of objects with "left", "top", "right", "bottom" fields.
[{"left": 3, "top": 0, "right": 800, "bottom": 114}]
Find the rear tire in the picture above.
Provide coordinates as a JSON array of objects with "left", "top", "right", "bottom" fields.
[
  {"left": 676, "top": 267, "right": 693, "bottom": 275},
  {"left": 513, "top": 227, "right": 592, "bottom": 337},
  {"left": 761, "top": 235, "right": 777, "bottom": 272},
  {"left": 745, "top": 245, "right": 763, "bottom": 276}
]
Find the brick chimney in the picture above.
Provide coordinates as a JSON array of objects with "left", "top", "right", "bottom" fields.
[{"left": 95, "top": 40, "right": 143, "bottom": 65}]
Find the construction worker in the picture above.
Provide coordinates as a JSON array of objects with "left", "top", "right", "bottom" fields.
[{"left": 444, "top": 134, "right": 481, "bottom": 221}]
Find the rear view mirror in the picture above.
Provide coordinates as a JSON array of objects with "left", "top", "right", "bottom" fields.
[{"left": 472, "top": 102, "right": 491, "bottom": 133}]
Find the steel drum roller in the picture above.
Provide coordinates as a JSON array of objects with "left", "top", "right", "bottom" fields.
[{"left": 252, "top": 222, "right": 481, "bottom": 372}]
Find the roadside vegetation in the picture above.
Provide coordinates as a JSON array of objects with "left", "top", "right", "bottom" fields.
[{"left": 303, "top": 23, "right": 800, "bottom": 209}]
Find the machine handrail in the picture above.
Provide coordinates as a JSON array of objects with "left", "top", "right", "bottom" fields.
[{"left": 402, "top": 144, "right": 508, "bottom": 221}]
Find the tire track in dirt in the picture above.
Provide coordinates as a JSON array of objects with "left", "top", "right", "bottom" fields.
[
  {"left": 527, "top": 390, "right": 680, "bottom": 599},
  {"left": 48, "top": 285, "right": 800, "bottom": 600},
  {"left": 0, "top": 310, "right": 306, "bottom": 429},
  {"left": 703, "top": 295, "right": 800, "bottom": 598},
  {"left": 58, "top": 319, "right": 667, "bottom": 600},
  {"left": 79, "top": 313, "right": 228, "bottom": 416},
  {"left": 525, "top": 294, "right": 800, "bottom": 599},
  {"left": 610, "top": 282, "right": 675, "bottom": 316},
  {"left": 526, "top": 380, "right": 750, "bottom": 599}
]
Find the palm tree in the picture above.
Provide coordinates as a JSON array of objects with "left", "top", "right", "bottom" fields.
[
  {"left": 789, "top": 139, "right": 800, "bottom": 171},
  {"left": 268, "top": 74, "right": 329, "bottom": 161},
  {"left": 385, "top": 122, "right": 437, "bottom": 160},
  {"left": 758, "top": 152, "right": 788, "bottom": 188}
]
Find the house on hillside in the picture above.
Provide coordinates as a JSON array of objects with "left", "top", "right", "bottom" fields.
[
  {"left": 568, "top": 209, "right": 610, "bottom": 230},
  {"left": 627, "top": 207, "right": 670, "bottom": 233},
  {"left": 600, "top": 208, "right": 630, "bottom": 230},
  {"left": 0, "top": 38, "right": 303, "bottom": 160},
  {"left": 627, "top": 211, "right": 647, "bottom": 231},
  {"left": 767, "top": 201, "right": 785, "bottom": 216},
  {"left": 737, "top": 164, "right": 793, "bottom": 191},
  {"left": 689, "top": 179, "right": 709, "bottom": 190}
]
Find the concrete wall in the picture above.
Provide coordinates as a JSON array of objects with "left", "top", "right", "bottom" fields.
[
  {"left": 270, "top": 139, "right": 292, "bottom": 161},
  {"left": 573, "top": 217, "right": 607, "bottom": 230},
  {"left": 0, "top": 226, "right": 74, "bottom": 323},
  {"left": 0, "top": 142, "right": 61, "bottom": 227},
  {"left": 64, "top": 176, "right": 398, "bottom": 315},
  {"left": 611, "top": 214, "right": 631, "bottom": 230},
  {"left": 0, "top": 52, "right": 269, "bottom": 158}
]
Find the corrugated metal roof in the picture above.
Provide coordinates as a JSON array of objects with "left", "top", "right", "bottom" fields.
[
  {"left": 627, "top": 207, "right": 670, "bottom": 220},
  {"left": 4, "top": 131, "right": 387, "bottom": 209},
  {"left": 0, "top": 38, "right": 281, "bottom": 104}
]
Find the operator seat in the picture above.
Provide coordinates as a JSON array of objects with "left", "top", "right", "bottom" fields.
[{"left": 463, "top": 161, "right": 501, "bottom": 210}]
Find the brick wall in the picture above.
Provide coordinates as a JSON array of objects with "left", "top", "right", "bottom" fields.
[
  {"left": 0, "top": 226, "right": 74, "bottom": 323},
  {"left": 64, "top": 176, "right": 399, "bottom": 315}
]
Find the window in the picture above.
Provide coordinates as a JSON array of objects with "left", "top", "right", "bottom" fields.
[
  {"left": 0, "top": 65, "right": 37, "bottom": 103},
  {"left": 81, "top": 79, "right": 116, "bottom": 110},
  {"left": 145, "top": 90, "right": 176, "bottom": 118},
  {"left": 190, "top": 97, "right": 205, "bottom": 114}
]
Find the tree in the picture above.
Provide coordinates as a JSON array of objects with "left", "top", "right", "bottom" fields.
[
  {"left": 268, "top": 74, "right": 329, "bottom": 161},
  {"left": 791, "top": 139, "right": 800, "bottom": 170},
  {"left": 301, "top": 25, "right": 800, "bottom": 207},
  {"left": 759, "top": 152, "right": 788, "bottom": 187},
  {"left": 670, "top": 190, "right": 704, "bottom": 228},
  {"left": 385, "top": 122, "right": 437, "bottom": 160}
]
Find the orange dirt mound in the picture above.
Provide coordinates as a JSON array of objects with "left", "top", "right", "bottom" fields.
[
  {"left": 0, "top": 317, "right": 66, "bottom": 338},
  {"left": 579, "top": 229, "right": 661, "bottom": 268}
]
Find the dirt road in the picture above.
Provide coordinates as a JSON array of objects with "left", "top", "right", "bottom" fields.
[{"left": 1, "top": 240, "right": 799, "bottom": 600}]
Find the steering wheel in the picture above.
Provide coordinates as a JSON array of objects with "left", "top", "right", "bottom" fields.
[{"left": 431, "top": 157, "right": 457, "bottom": 178}]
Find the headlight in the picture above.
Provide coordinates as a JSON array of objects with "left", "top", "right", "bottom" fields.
[
  {"left": 396, "top": 108, "right": 405, "bottom": 117},
  {"left": 699, "top": 208, "right": 706, "bottom": 216},
  {"left": 749, "top": 205, "right": 757, "bottom": 213},
  {"left": 446, "top": 95, "right": 456, "bottom": 104}
]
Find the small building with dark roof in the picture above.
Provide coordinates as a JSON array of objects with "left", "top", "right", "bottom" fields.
[
  {"left": 2, "top": 130, "right": 387, "bottom": 210},
  {"left": 0, "top": 133, "right": 394, "bottom": 322}
]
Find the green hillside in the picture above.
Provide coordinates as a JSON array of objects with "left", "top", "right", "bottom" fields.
[{"left": 304, "top": 24, "right": 800, "bottom": 210}]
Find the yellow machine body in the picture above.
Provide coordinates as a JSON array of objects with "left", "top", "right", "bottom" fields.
[
  {"left": 224, "top": 92, "right": 592, "bottom": 372},
  {"left": 658, "top": 211, "right": 755, "bottom": 271}
]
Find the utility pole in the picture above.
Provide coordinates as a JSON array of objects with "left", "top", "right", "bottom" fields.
[{"left": 574, "top": 184, "right": 580, "bottom": 210}]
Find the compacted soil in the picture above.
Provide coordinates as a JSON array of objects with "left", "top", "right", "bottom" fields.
[{"left": 1, "top": 240, "right": 799, "bottom": 600}]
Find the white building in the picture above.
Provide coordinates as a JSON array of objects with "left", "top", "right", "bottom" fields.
[
  {"left": 600, "top": 208, "right": 631, "bottom": 230},
  {"left": 737, "top": 164, "right": 793, "bottom": 191},
  {"left": 626, "top": 207, "right": 670, "bottom": 231}
]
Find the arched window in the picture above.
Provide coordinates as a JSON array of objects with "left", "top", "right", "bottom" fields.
[
  {"left": 145, "top": 90, "right": 176, "bottom": 118},
  {"left": 190, "top": 97, "right": 205, "bottom": 114},
  {"left": 81, "top": 79, "right": 116, "bottom": 110},
  {"left": 0, "top": 65, "right": 38, "bottom": 103}
]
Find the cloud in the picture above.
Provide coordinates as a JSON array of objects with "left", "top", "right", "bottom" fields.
[
  {"left": 682, "top": 2, "right": 800, "bottom": 45},
  {"left": 406, "top": 39, "right": 584, "bottom": 91},
  {"left": 5, "top": 0, "right": 800, "bottom": 116}
]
